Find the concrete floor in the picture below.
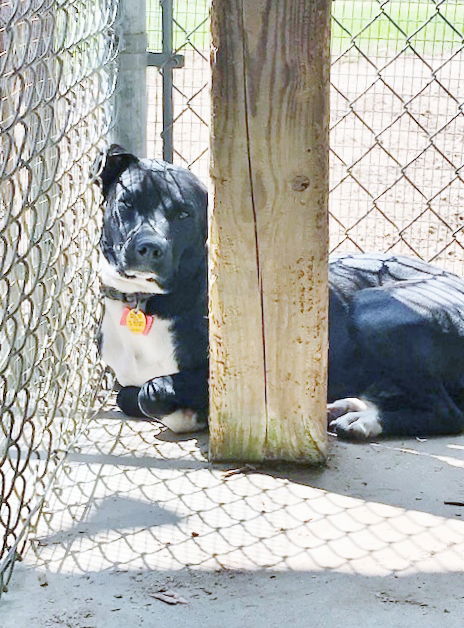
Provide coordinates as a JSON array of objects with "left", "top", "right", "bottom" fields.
[{"left": 1, "top": 411, "right": 463, "bottom": 627}]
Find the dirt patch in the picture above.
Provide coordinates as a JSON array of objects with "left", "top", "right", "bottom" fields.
[{"left": 147, "top": 50, "right": 464, "bottom": 275}]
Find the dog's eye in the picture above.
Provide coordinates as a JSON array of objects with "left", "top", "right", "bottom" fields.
[
  {"left": 177, "top": 210, "right": 190, "bottom": 220},
  {"left": 118, "top": 201, "right": 133, "bottom": 213}
]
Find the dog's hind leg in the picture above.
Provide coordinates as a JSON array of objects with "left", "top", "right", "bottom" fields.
[
  {"left": 328, "top": 398, "right": 383, "bottom": 439},
  {"left": 331, "top": 287, "right": 464, "bottom": 439},
  {"left": 329, "top": 389, "right": 464, "bottom": 440},
  {"left": 327, "top": 397, "right": 372, "bottom": 421}
]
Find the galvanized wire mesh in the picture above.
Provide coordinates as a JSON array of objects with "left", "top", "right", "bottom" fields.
[
  {"left": 0, "top": 0, "right": 118, "bottom": 593},
  {"left": 330, "top": 0, "right": 464, "bottom": 273},
  {"left": 147, "top": 0, "right": 209, "bottom": 177},
  {"left": 146, "top": 0, "right": 464, "bottom": 274}
]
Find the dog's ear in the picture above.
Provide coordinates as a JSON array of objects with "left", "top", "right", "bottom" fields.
[{"left": 93, "top": 144, "right": 139, "bottom": 199}]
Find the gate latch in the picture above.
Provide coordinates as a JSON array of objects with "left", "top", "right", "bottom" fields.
[{"left": 147, "top": 51, "right": 185, "bottom": 69}]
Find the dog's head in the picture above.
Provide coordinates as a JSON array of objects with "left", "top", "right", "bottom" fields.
[{"left": 96, "top": 144, "right": 207, "bottom": 294}]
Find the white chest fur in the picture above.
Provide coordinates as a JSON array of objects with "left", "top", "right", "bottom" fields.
[{"left": 100, "top": 298, "right": 179, "bottom": 387}]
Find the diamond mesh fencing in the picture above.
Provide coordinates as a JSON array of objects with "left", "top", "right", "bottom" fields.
[
  {"left": 0, "top": 0, "right": 119, "bottom": 593},
  {"left": 20, "top": 403, "right": 464, "bottom": 621},
  {"left": 0, "top": 2, "right": 462, "bottom": 611},
  {"left": 147, "top": 0, "right": 464, "bottom": 274},
  {"left": 147, "top": 0, "right": 209, "bottom": 175},
  {"left": 331, "top": 0, "right": 464, "bottom": 272}
]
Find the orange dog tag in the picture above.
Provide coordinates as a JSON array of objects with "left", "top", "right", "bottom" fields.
[{"left": 120, "top": 307, "right": 154, "bottom": 335}]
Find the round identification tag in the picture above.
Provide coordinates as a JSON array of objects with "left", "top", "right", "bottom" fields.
[{"left": 126, "top": 309, "right": 147, "bottom": 334}]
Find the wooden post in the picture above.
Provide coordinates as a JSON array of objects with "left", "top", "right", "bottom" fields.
[{"left": 209, "top": 0, "right": 330, "bottom": 463}]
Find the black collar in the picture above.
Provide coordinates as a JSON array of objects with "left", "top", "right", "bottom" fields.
[{"left": 101, "top": 285, "right": 153, "bottom": 311}]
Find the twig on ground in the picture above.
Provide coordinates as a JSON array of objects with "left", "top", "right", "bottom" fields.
[
  {"left": 149, "top": 589, "right": 188, "bottom": 605},
  {"left": 223, "top": 464, "right": 257, "bottom": 478}
]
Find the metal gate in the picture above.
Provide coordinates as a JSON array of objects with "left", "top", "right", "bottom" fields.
[
  {"left": 147, "top": 0, "right": 210, "bottom": 176},
  {"left": 147, "top": 0, "right": 185, "bottom": 162},
  {"left": 147, "top": 0, "right": 464, "bottom": 274}
]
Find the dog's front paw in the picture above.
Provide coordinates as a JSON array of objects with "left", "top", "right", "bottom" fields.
[
  {"left": 138, "top": 377, "right": 178, "bottom": 418},
  {"left": 160, "top": 409, "right": 207, "bottom": 434},
  {"left": 329, "top": 407, "right": 382, "bottom": 440},
  {"left": 117, "top": 386, "right": 146, "bottom": 417}
]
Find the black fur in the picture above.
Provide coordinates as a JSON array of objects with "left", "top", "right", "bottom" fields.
[
  {"left": 98, "top": 146, "right": 464, "bottom": 439},
  {"left": 328, "top": 254, "right": 464, "bottom": 437},
  {"left": 98, "top": 145, "right": 208, "bottom": 426}
]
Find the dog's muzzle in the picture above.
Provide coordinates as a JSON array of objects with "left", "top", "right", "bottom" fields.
[{"left": 124, "top": 230, "right": 173, "bottom": 278}]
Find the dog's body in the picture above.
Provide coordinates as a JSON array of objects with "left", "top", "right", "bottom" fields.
[
  {"left": 327, "top": 253, "right": 464, "bottom": 438},
  {"left": 98, "top": 146, "right": 464, "bottom": 439},
  {"left": 98, "top": 146, "right": 209, "bottom": 432}
]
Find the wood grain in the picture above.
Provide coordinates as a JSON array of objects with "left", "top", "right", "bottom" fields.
[{"left": 209, "top": 0, "right": 330, "bottom": 462}]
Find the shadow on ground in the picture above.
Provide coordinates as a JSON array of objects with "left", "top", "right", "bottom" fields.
[{"left": 1, "top": 408, "right": 463, "bottom": 627}]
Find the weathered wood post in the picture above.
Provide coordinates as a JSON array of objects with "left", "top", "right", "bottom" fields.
[{"left": 209, "top": 0, "right": 330, "bottom": 463}]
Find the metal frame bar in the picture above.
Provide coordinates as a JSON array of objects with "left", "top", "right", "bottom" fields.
[
  {"left": 161, "top": 0, "right": 175, "bottom": 162},
  {"left": 147, "top": 51, "right": 184, "bottom": 68}
]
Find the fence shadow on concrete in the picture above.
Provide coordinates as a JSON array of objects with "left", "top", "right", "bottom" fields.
[
  {"left": 1, "top": 402, "right": 463, "bottom": 625},
  {"left": 21, "top": 398, "right": 464, "bottom": 579}
]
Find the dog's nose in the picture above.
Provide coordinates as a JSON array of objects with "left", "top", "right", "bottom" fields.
[{"left": 135, "top": 241, "right": 164, "bottom": 261}]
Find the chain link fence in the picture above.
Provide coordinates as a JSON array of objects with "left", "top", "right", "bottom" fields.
[
  {"left": 147, "top": 0, "right": 209, "bottom": 174},
  {"left": 1, "top": 0, "right": 464, "bottom": 604},
  {"left": 147, "top": 0, "right": 464, "bottom": 274},
  {"left": 0, "top": 0, "right": 119, "bottom": 593},
  {"left": 330, "top": 0, "right": 464, "bottom": 272}
]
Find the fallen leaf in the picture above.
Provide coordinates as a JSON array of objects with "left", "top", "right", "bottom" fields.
[{"left": 34, "top": 539, "right": 60, "bottom": 547}]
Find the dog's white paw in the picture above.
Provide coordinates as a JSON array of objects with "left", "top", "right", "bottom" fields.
[
  {"left": 327, "top": 397, "right": 369, "bottom": 421},
  {"left": 329, "top": 406, "right": 382, "bottom": 440},
  {"left": 160, "top": 409, "right": 207, "bottom": 434}
]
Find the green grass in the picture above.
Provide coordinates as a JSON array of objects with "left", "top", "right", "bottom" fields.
[
  {"left": 147, "top": 1, "right": 464, "bottom": 55},
  {"left": 147, "top": 0, "right": 210, "bottom": 51},
  {"left": 332, "top": 0, "right": 464, "bottom": 56}
]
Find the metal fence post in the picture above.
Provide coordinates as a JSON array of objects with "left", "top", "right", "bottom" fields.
[
  {"left": 113, "top": 0, "right": 147, "bottom": 156},
  {"left": 161, "top": 0, "right": 174, "bottom": 162}
]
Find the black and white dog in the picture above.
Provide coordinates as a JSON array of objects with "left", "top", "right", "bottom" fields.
[
  {"left": 98, "top": 145, "right": 208, "bottom": 433},
  {"left": 97, "top": 145, "right": 464, "bottom": 440}
]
